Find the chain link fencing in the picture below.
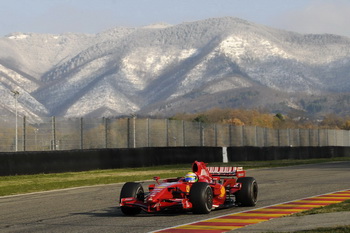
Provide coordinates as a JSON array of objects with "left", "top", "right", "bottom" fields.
[{"left": 1, "top": 116, "right": 350, "bottom": 152}]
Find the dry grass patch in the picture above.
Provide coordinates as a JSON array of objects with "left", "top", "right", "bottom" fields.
[{"left": 0, "top": 167, "right": 188, "bottom": 196}]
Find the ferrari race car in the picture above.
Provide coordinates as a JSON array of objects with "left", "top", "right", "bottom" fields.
[{"left": 119, "top": 161, "right": 258, "bottom": 215}]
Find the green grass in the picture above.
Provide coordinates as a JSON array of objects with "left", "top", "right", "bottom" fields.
[
  {"left": 294, "top": 199, "right": 350, "bottom": 216},
  {"left": 271, "top": 225, "right": 350, "bottom": 233},
  {"left": 0, "top": 168, "right": 188, "bottom": 196},
  {"left": 1, "top": 157, "right": 349, "bottom": 197}
]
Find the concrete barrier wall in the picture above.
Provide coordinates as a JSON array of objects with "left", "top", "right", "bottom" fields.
[
  {"left": 0, "top": 147, "right": 222, "bottom": 176},
  {"left": 227, "top": 146, "right": 350, "bottom": 161},
  {"left": 1, "top": 146, "right": 349, "bottom": 176}
]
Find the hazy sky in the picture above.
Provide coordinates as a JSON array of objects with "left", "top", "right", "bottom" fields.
[{"left": 1, "top": 0, "right": 350, "bottom": 37}]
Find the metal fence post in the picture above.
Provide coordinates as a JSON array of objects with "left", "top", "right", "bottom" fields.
[
  {"left": 51, "top": 116, "right": 56, "bottom": 150},
  {"left": 166, "top": 119, "right": 169, "bottom": 147},
  {"left": 147, "top": 118, "right": 150, "bottom": 147},
  {"left": 80, "top": 118, "right": 83, "bottom": 149},
  {"left": 214, "top": 124, "right": 218, "bottom": 147},
  {"left": 241, "top": 125, "right": 244, "bottom": 146},
  {"left": 255, "top": 126, "right": 258, "bottom": 146},
  {"left": 229, "top": 125, "right": 233, "bottom": 147},
  {"left": 104, "top": 117, "right": 108, "bottom": 148},
  {"left": 127, "top": 117, "right": 136, "bottom": 148},
  {"left": 308, "top": 129, "right": 311, "bottom": 146},
  {"left": 133, "top": 116, "right": 136, "bottom": 148},
  {"left": 200, "top": 123, "right": 204, "bottom": 146},
  {"left": 182, "top": 120, "right": 186, "bottom": 146},
  {"left": 22, "top": 116, "right": 26, "bottom": 151},
  {"left": 127, "top": 118, "right": 131, "bottom": 148}
]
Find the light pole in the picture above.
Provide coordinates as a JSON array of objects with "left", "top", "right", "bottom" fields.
[{"left": 11, "top": 90, "right": 19, "bottom": 152}]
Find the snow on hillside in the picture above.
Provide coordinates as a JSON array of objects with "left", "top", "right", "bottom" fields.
[{"left": 1, "top": 17, "right": 350, "bottom": 121}]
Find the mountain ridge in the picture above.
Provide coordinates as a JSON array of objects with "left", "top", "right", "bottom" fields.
[{"left": 1, "top": 17, "right": 350, "bottom": 122}]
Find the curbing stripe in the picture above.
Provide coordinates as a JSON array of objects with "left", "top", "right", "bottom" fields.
[{"left": 154, "top": 189, "right": 350, "bottom": 232}]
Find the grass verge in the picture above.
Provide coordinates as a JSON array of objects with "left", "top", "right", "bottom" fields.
[
  {"left": 1, "top": 156, "right": 349, "bottom": 197},
  {"left": 281, "top": 191, "right": 350, "bottom": 233},
  {"left": 294, "top": 199, "right": 350, "bottom": 216},
  {"left": 291, "top": 225, "right": 350, "bottom": 233}
]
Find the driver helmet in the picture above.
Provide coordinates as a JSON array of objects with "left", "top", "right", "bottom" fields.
[{"left": 185, "top": 172, "right": 198, "bottom": 183}]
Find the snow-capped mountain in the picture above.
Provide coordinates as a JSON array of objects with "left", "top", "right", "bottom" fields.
[{"left": 1, "top": 17, "right": 350, "bottom": 122}]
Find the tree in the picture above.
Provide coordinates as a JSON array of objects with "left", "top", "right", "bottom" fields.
[
  {"left": 193, "top": 115, "right": 209, "bottom": 123},
  {"left": 275, "top": 113, "right": 284, "bottom": 121}
]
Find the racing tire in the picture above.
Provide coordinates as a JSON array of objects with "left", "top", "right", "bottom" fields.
[
  {"left": 120, "top": 182, "right": 144, "bottom": 215},
  {"left": 235, "top": 177, "right": 258, "bottom": 206},
  {"left": 190, "top": 182, "right": 213, "bottom": 214}
]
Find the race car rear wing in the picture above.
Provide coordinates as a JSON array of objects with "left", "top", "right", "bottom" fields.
[{"left": 207, "top": 166, "right": 246, "bottom": 178}]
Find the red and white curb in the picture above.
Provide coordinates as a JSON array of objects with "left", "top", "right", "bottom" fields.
[{"left": 153, "top": 189, "right": 350, "bottom": 232}]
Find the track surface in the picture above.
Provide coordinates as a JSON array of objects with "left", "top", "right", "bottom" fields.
[{"left": 1, "top": 161, "right": 349, "bottom": 233}]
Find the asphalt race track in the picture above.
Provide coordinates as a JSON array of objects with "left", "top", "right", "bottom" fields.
[{"left": 1, "top": 161, "right": 349, "bottom": 233}]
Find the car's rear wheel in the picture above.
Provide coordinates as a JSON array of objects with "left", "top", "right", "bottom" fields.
[
  {"left": 190, "top": 182, "right": 213, "bottom": 214},
  {"left": 120, "top": 182, "right": 144, "bottom": 215},
  {"left": 235, "top": 177, "right": 258, "bottom": 206}
]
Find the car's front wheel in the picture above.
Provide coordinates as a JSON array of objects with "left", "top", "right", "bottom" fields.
[
  {"left": 120, "top": 182, "right": 144, "bottom": 215},
  {"left": 190, "top": 182, "right": 213, "bottom": 214},
  {"left": 235, "top": 177, "right": 258, "bottom": 206}
]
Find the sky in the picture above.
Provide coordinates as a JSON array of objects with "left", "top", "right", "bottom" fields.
[{"left": 1, "top": 0, "right": 350, "bottom": 37}]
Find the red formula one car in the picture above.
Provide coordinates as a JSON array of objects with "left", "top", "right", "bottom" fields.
[{"left": 119, "top": 161, "right": 258, "bottom": 215}]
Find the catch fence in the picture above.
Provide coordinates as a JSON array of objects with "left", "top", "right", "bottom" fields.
[{"left": 1, "top": 116, "right": 350, "bottom": 152}]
